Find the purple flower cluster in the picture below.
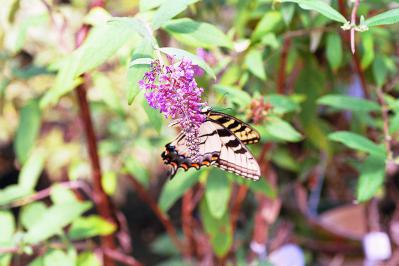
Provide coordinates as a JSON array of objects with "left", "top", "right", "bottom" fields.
[{"left": 139, "top": 58, "right": 206, "bottom": 159}]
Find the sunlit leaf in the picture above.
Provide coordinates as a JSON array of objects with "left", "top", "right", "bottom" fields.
[
  {"left": 364, "top": 9, "right": 399, "bottom": 27},
  {"left": 151, "top": 0, "right": 199, "bottom": 30},
  {"left": 163, "top": 18, "right": 232, "bottom": 48},
  {"left": 24, "top": 202, "right": 92, "bottom": 244},
  {"left": 252, "top": 11, "right": 283, "bottom": 41},
  {"left": 264, "top": 117, "right": 303, "bottom": 142},
  {"left": 29, "top": 249, "right": 76, "bottom": 266},
  {"left": 213, "top": 85, "right": 252, "bottom": 107},
  {"left": 18, "top": 149, "right": 46, "bottom": 191},
  {"left": 280, "top": 0, "right": 347, "bottom": 23},
  {"left": 127, "top": 40, "right": 153, "bottom": 104},
  {"left": 50, "top": 185, "right": 77, "bottom": 204},
  {"left": 14, "top": 99, "right": 41, "bottom": 164},
  {"left": 245, "top": 49, "right": 266, "bottom": 80},
  {"left": 0, "top": 210, "right": 15, "bottom": 266},
  {"left": 20, "top": 202, "right": 47, "bottom": 230},
  {"left": 68, "top": 215, "right": 116, "bottom": 240}
]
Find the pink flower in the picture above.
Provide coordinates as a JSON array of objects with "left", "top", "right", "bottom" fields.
[{"left": 139, "top": 58, "right": 207, "bottom": 158}]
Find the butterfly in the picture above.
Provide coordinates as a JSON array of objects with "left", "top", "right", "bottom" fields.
[{"left": 161, "top": 108, "right": 261, "bottom": 180}]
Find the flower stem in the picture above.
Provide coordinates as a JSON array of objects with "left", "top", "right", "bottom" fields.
[{"left": 350, "top": 0, "right": 360, "bottom": 54}]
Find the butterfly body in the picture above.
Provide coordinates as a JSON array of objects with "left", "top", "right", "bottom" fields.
[{"left": 162, "top": 109, "right": 261, "bottom": 180}]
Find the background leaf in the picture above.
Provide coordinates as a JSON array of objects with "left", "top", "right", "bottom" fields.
[
  {"left": 317, "top": 95, "right": 380, "bottom": 112},
  {"left": 364, "top": 8, "right": 399, "bottom": 27},
  {"left": 328, "top": 131, "right": 386, "bottom": 158},
  {"left": 356, "top": 155, "right": 386, "bottom": 202},
  {"left": 14, "top": 99, "right": 41, "bottom": 163},
  {"left": 151, "top": 0, "right": 199, "bottom": 30},
  {"left": 205, "top": 170, "right": 231, "bottom": 219}
]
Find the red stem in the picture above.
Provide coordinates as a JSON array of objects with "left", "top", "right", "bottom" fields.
[
  {"left": 126, "top": 175, "right": 186, "bottom": 255},
  {"left": 338, "top": 0, "right": 369, "bottom": 99},
  {"left": 182, "top": 188, "right": 196, "bottom": 258},
  {"left": 350, "top": 0, "right": 360, "bottom": 54},
  {"left": 74, "top": 2, "right": 118, "bottom": 265}
]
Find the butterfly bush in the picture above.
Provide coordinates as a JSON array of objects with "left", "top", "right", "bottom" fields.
[{"left": 139, "top": 58, "right": 206, "bottom": 159}]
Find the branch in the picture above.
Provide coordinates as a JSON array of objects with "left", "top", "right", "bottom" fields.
[
  {"left": 182, "top": 188, "right": 195, "bottom": 258},
  {"left": 338, "top": 0, "right": 369, "bottom": 98},
  {"left": 350, "top": 0, "right": 360, "bottom": 54},
  {"left": 74, "top": 2, "right": 119, "bottom": 265},
  {"left": 125, "top": 175, "right": 186, "bottom": 255}
]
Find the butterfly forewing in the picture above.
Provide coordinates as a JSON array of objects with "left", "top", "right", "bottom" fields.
[{"left": 207, "top": 111, "right": 260, "bottom": 145}]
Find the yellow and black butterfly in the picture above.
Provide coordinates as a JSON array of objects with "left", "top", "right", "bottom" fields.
[{"left": 161, "top": 108, "right": 261, "bottom": 180}]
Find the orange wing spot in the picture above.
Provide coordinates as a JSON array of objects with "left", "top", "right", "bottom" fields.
[
  {"left": 171, "top": 162, "right": 177, "bottom": 168},
  {"left": 181, "top": 163, "right": 188, "bottom": 170},
  {"left": 191, "top": 163, "right": 200, "bottom": 169},
  {"left": 202, "top": 161, "right": 210, "bottom": 166},
  {"left": 211, "top": 155, "right": 219, "bottom": 161}
]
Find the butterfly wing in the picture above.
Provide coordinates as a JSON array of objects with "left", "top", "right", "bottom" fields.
[
  {"left": 214, "top": 126, "right": 261, "bottom": 180},
  {"left": 162, "top": 121, "right": 222, "bottom": 178},
  {"left": 162, "top": 120, "right": 261, "bottom": 180},
  {"left": 208, "top": 111, "right": 260, "bottom": 144}
]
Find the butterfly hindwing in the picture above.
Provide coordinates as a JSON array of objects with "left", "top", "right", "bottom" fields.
[{"left": 207, "top": 111, "right": 260, "bottom": 145}]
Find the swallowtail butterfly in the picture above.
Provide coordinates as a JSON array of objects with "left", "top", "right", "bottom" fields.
[{"left": 162, "top": 108, "right": 261, "bottom": 180}]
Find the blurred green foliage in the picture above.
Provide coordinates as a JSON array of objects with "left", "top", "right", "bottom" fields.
[{"left": 0, "top": 0, "right": 399, "bottom": 265}]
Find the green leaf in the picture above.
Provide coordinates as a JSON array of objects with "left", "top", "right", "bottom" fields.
[
  {"left": 40, "top": 54, "right": 83, "bottom": 108},
  {"left": 0, "top": 211, "right": 15, "bottom": 242},
  {"left": 29, "top": 249, "right": 75, "bottom": 266},
  {"left": 364, "top": 9, "right": 399, "bottom": 27},
  {"left": 142, "top": 94, "right": 163, "bottom": 133},
  {"left": 18, "top": 149, "right": 46, "bottom": 191},
  {"left": 0, "top": 185, "right": 31, "bottom": 206},
  {"left": 151, "top": 0, "right": 199, "bottom": 30},
  {"left": 68, "top": 215, "right": 116, "bottom": 240},
  {"left": 123, "top": 157, "right": 149, "bottom": 188},
  {"left": 267, "top": 94, "right": 300, "bottom": 115},
  {"left": 163, "top": 18, "right": 232, "bottom": 48},
  {"left": 328, "top": 131, "right": 386, "bottom": 158},
  {"left": 373, "top": 55, "right": 388, "bottom": 87},
  {"left": 24, "top": 201, "right": 92, "bottom": 244},
  {"left": 158, "top": 170, "right": 200, "bottom": 212},
  {"left": 127, "top": 41, "right": 153, "bottom": 104},
  {"left": 77, "top": 252, "right": 101, "bottom": 266},
  {"left": 50, "top": 185, "right": 78, "bottom": 204},
  {"left": 150, "top": 234, "right": 180, "bottom": 256},
  {"left": 356, "top": 155, "right": 386, "bottom": 202},
  {"left": 247, "top": 178, "right": 276, "bottom": 198},
  {"left": 200, "top": 199, "right": 233, "bottom": 258},
  {"left": 205, "top": 170, "right": 231, "bottom": 219},
  {"left": 20, "top": 202, "right": 47, "bottom": 230},
  {"left": 360, "top": 31, "right": 374, "bottom": 69},
  {"left": 317, "top": 95, "right": 380, "bottom": 112},
  {"left": 14, "top": 99, "right": 41, "bottom": 164},
  {"left": 41, "top": 18, "right": 141, "bottom": 108},
  {"left": 213, "top": 85, "right": 252, "bottom": 107},
  {"left": 280, "top": 0, "right": 348, "bottom": 23},
  {"left": 252, "top": 11, "right": 283, "bottom": 41},
  {"left": 93, "top": 74, "right": 124, "bottom": 114},
  {"left": 264, "top": 117, "right": 303, "bottom": 142},
  {"left": 0, "top": 210, "right": 15, "bottom": 266},
  {"left": 326, "top": 33, "right": 342, "bottom": 71},
  {"left": 159, "top": 47, "right": 215, "bottom": 79},
  {"left": 140, "top": 0, "right": 164, "bottom": 11},
  {"left": 129, "top": 57, "right": 153, "bottom": 67},
  {"left": 102, "top": 171, "right": 117, "bottom": 196},
  {"left": 245, "top": 49, "right": 266, "bottom": 80}
]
